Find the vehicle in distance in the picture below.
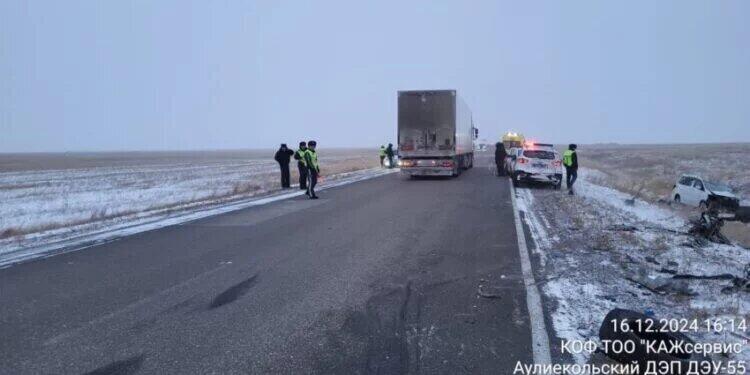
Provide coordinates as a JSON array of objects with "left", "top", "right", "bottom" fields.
[
  {"left": 397, "top": 90, "right": 475, "bottom": 177},
  {"left": 671, "top": 174, "right": 740, "bottom": 211},
  {"left": 505, "top": 143, "right": 563, "bottom": 188},
  {"left": 502, "top": 131, "right": 525, "bottom": 151}
]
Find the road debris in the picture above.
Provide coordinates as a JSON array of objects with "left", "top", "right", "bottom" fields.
[
  {"left": 514, "top": 169, "right": 750, "bottom": 365},
  {"left": 477, "top": 285, "right": 504, "bottom": 299}
]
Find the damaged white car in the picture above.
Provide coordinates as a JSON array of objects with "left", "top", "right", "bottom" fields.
[{"left": 671, "top": 174, "right": 740, "bottom": 211}]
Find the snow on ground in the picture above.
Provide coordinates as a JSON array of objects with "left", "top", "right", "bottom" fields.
[
  {"left": 0, "top": 150, "right": 384, "bottom": 265},
  {"left": 514, "top": 174, "right": 750, "bottom": 366}
]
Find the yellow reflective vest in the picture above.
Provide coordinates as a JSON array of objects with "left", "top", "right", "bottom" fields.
[
  {"left": 563, "top": 150, "right": 574, "bottom": 167},
  {"left": 295, "top": 149, "right": 307, "bottom": 166},
  {"left": 304, "top": 149, "right": 319, "bottom": 172}
]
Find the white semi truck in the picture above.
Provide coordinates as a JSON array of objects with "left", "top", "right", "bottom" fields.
[{"left": 397, "top": 90, "right": 476, "bottom": 177}]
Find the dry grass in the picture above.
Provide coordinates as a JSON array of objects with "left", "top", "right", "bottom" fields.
[
  {"left": 722, "top": 222, "right": 750, "bottom": 248},
  {"left": 580, "top": 143, "right": 750, "bottom": 201},
  {"left": 578, "top": 143, "right": 750, "bottom": 245}
]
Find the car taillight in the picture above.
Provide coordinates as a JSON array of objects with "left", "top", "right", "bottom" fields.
[
  {"left": 518, "top": 158, "right": 528, "bottom": 164},
  {"left": 442, "top": 161, "right": 454, "bottom": 167},
  {"left": 553, "top": 160, "right": 562, "bottom": 167}
]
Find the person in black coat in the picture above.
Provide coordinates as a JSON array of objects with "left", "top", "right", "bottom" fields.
[
  {"left": 494, "top": 142, "right": 507, "bottom": 176},
  {"left": 385, "top": 143, "right": 395, "bottom": 168},
  {"left": 274, "top": 144, "right": 294, "bottom": 188}
]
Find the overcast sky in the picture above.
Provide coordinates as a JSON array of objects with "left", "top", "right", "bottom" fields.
[{"left": 2, "top": 1, "right": 749, "bottom": 152}]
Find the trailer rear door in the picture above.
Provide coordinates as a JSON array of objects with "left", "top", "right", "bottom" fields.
[{"left": 398, "top": 91, "right": 455, "bottom": 154}]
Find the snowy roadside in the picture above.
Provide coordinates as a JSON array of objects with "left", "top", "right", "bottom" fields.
[
  {"left": 0, "top": 168, "right": 397, "bottom": 267},
  {"left": 513, "top": 169, "right": 749, "bottom": 366}
]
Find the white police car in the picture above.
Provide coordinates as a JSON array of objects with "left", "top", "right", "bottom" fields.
[{"left": 505, "top": 143, "right": 563, "bottom": 188}]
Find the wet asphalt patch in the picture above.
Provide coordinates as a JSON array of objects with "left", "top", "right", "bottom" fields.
[
  {"left": 209, "top": 274, "right": 258, "bottom": 309},
  {"left": 83, "top": 354, "right": 144, "bottom": 375}
]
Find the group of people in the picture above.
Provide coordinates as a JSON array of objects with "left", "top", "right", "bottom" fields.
[
  {"left": 494, "top": 142, "right": 579, "bottom": 194},
  {"left": 274, "top": 141, "right": 320, "bottom": 199},
  {"left": 379, "top": 144, "right": 395, "bottom": 168}
]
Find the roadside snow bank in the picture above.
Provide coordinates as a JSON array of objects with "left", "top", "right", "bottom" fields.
[
  {"left": 576, "top": 168, "right": 686, "bottom": 231},
  {"left": 515, "top": 174, "right": 749, "bottom": 366},
  {"left": 0, "top": 167, "right": 396, "bottom": 267}
]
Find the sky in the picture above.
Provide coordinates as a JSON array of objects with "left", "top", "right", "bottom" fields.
[{"left": 2, "top": 0, "right": 749, "bottom": 152}]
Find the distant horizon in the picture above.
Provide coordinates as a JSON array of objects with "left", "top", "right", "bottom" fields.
[{"left": 1, "top": 141, "right": 749, "bottom": 155}]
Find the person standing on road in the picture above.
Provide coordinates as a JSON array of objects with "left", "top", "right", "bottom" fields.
[
  {"left": 563, "top": 144, "right": 578, "bottom": 195},
  {"left": 494, "top": 142, "right": 507, "bottom": 176},
  {"left": 304, "top": 140, "right": 320, "bottom": 199},
  {"left": 294, "top": 141, "right": 308, "bottom": 190},
  {"left": 379, "top": 145, "right": 386, "bottom": 167},
  {"left": 274, "top": 144, "right": 294, "bottom": 188},
  {"left": 385, "top": 143, "right": 395, "bottom": 168}
]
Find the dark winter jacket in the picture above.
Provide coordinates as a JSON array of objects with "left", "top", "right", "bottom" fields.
[
  {"left": 385, "top": 145, "right": 394, "bottom": 157},
  {"left": 274, "top": 147, "right": 294, "bottom": 165},
  {"left": 494, "top": 144, "right": 507, "bottom": 162},
  {"left": 567, "top": 151, "right": 578, "bottom": 170}
]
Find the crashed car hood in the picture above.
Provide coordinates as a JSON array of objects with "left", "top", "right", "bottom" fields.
[{"left": 708, "top": 190, "right": 738, "bottom": 199}]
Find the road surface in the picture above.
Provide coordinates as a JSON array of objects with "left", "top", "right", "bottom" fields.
[{"left": 1, "top": 154, "right": 538, "bottom": 374}]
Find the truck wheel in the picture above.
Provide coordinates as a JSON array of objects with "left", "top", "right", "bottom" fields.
[
  {"left": 674, "top": 194, "right": 681, "bottom": 203},
  {"left": 468, "top": 154, "right": 474, "bottom": 169}
]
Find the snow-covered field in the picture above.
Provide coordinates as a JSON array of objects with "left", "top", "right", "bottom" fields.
[
  {"left": 0, "top": 149, "right": 381, "bottom": 264},
  {"left": 582, "top": 143, "right": 750, "bottom": 202},
  {"left": 581, "top": 143, "right": 750, "bottom": 247},
  {"left": 515, "top": 171, "right": 749, "bottom": 366}
]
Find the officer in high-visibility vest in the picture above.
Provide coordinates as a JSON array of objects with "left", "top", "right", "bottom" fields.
[
  {"left": 562, "top": 144, "right": 578, "bottom": 195},
  {"left": 379, "top": 145, "right": 386, "bottom": 167},
  {"left": 304, "top": 140, "right": 320, "bottom": 199},
  {"left": 294, "top": 141, "right": 308, "bottom": 190}
]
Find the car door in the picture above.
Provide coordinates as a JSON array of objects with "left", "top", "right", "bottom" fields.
[
  {"left": 692, "top": 179, "right": 708, "bottom": 206},
  {"left": 676, "top": 176, "right": 693, "bottom": 204}
]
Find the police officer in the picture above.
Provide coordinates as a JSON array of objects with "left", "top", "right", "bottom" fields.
[
  {"left": 563, "top": 144, "right": 578, "bottom": 195},
  {"left": 304, "top": 140, "right": 320, "bottom": 199},
  {"left": 274, "top": 144, "right": 294, "bottom": 188},
  {"left": 379, "top": 145, "right": 386, "bottom": 167},
  {"left": 294, "top": 141, "right": 308, "bottom": 190}
]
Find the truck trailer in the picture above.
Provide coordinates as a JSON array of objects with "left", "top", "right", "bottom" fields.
[{"left": 397, "top": 90, "right": 475, "bottom": 177}]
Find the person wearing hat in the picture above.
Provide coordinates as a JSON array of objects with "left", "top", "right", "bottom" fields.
[
  {"left": 562, "top": 144, "right": 578, "bottom": 195},
  {"left": 304, "top": 140, "right": 320, "bottom": 199},
  {"left": 294, "top": 141, "right": 308, "bottom": 190},
  {"left": 274, "top": 143, "right": 294, "bottom": 188}
]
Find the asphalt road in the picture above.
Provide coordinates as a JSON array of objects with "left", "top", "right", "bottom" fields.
[{"left": 1, "top": 153, "right": 534, "bottom": 374}]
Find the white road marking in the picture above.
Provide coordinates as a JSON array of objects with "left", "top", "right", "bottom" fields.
[{"left": 509, "top": 182, "right": 552, "bottom": 364}]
